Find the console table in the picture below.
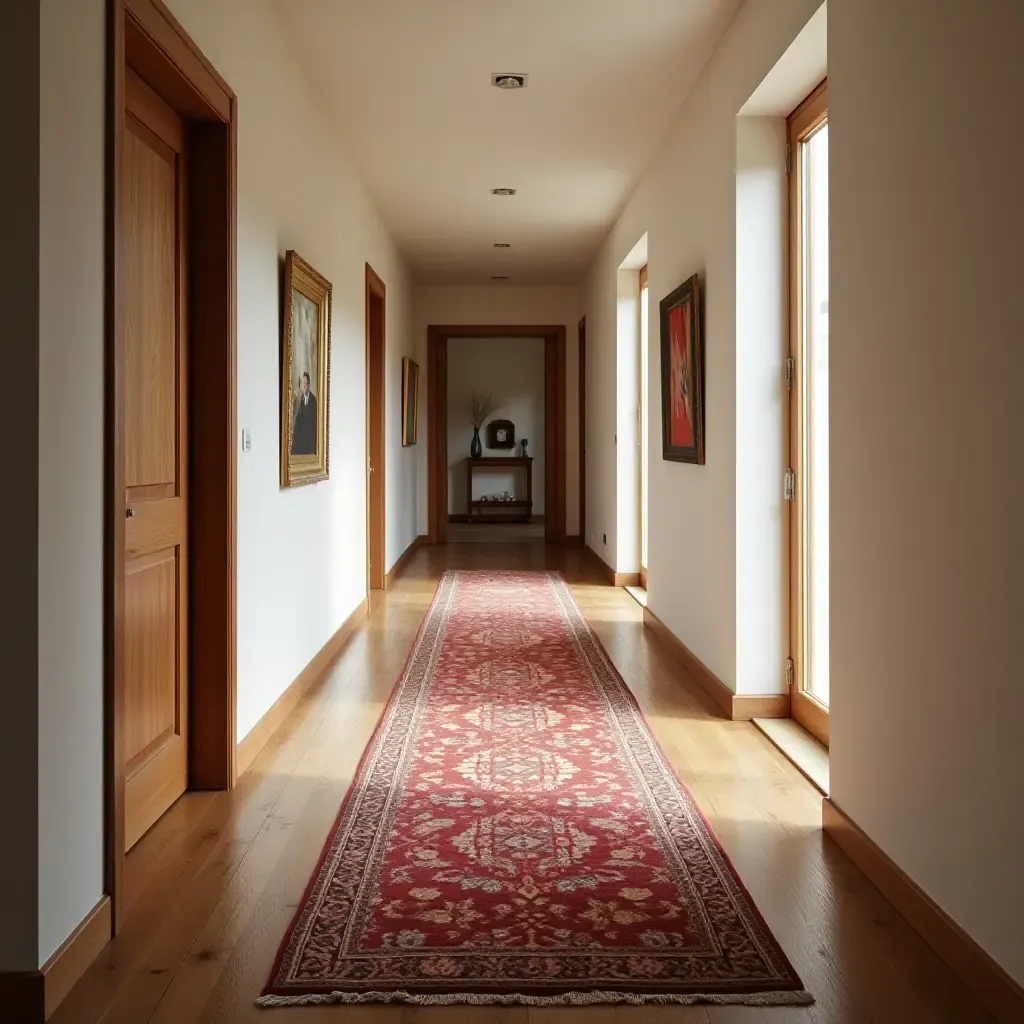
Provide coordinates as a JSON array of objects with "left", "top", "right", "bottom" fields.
[{"left": 466, "top": 457, "right": 534, "bottom": 523}]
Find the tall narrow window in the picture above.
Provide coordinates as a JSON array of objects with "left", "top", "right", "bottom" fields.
[
  {"left": 788, "top": 80, "right": 829, "bottom": 746},
  {"left": 639, "top": 265, "right": 649, "bottom": 586}
]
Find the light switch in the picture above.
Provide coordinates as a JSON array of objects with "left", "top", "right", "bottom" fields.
[{"left": 241, "top": 428, "right": 252, "bottom": 452}]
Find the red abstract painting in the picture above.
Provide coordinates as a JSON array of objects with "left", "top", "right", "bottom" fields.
[
  {"left": 659, "top": 274, "right": 704, "bottom": 464},
  {"left": 668, "top": 303, "right": 694, "bottom": 448}
]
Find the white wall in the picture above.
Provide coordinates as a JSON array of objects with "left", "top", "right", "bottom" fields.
[
  {"left": 163, "top": 0, "right": 414, "bottom": 746},
  {"left": 582, "top": 0, "right": 822, "bottom": 693},
  {"left": 37, "top": 0, "right": 106, "bottom": 968},
  {"left": 447, "top": 338, "right": 545, "bottom": 515},
  {"left": 828, "top": 0, "right": 1024, "bottom": 985},
  {"left": 31, "top": 0, "right": 414, "bottom": 966},
  {"left": 413, "top": 285, "right": 580, "bottom": 535},
  {"left": 734, "top": 115, "right": 788, "bottom": 695}
]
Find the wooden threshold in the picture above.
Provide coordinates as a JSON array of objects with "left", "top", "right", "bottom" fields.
[
  {"left": 823, "top": 798, "right": 1024, "bottom": 1024},
  {"left": 642, "top": 605, "right": 789, "bottom": 720}
]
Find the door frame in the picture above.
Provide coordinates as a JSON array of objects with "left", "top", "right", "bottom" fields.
[
  {"left": 106, "top": 0, "right": 237, "bottom": 933},
  {"left": 578, "top": 317, "right": 586, "bottom": 548},
  {"left": 365, "top": 264, "right": 387, "bottom": 591},
  {"left": 426, "top": 325, "right": 566, "bottom": 544}
]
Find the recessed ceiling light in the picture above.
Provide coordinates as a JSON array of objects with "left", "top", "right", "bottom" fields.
[
  {"left": 491, "top": 73, "right": 528, "bottom": 90},
  {"left": 491, "top": 188, "right": 516, "bottom": 196},
  {"left": 493, "top": 242, "right": 511, "bottom": 248},
  {"left": 491, "top": 275, "right": 509, "bottom": 281}
]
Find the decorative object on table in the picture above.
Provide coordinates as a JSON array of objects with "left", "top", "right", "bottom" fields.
[
  {"left": 260, "top": 571, "right": 811, "bottom": 1009},
  {"left": 468, "top": 390, "right": 500, "bottom": 459},
  {"left": 487, "top": 418, "right": 516, "bottom": 449},
  {"left": 280, "top": 250, "right": 332, "bottom": 488},
  {"left": 659, "top": 272, "right": 705, "bottom": 464},
  {"left": 520, "top": 438, "right": 528, "bottom": 458},
  {"left": 400, "top": 357, "right": 419, "bottom": 446}
]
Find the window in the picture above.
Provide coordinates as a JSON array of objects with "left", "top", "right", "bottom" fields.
[
  {"left": 639, "top": 265, "right": 649, "bottom": 585},
  {"left": 788, "top": 80, "right": 829, "bottom": 746}
]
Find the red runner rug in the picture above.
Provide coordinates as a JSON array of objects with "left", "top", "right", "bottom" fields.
[{"left": 260, "top": 571, "right": 810, "bottom": 1007}]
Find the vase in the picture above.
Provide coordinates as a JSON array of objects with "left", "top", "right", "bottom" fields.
[{"left": 470, "top": 427, "right": 482, "bottom": 459}]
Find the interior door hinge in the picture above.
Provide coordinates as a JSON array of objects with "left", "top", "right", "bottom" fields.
[
  {"left": 784, "top": 468, "right": 796, "bottom": 502},
  {"left": 785, "top": 141, "right": 792, "bottom": 175},
  {"left": 785, "top": 657, "right": 794, "bottom": 688},
  {"left": 785, "top": 356, "right": 795, "bottom": 392}
]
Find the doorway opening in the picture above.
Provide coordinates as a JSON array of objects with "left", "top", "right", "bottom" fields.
[
  {"left": 107, "top": 0, "right": 237, "bottom": 932},
  {"left": 788, "top": 78, "right": 830, "bottom": 746},
  {"left": 426, "top": 326, "right": 566, "bottom": 545},
  {"left": 366, "top": 265, "right": 387, "bottom": 591}
]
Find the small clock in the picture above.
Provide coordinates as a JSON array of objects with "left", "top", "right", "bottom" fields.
[{"left": 487, "top": 419, "right": 516, "bottom": 449}]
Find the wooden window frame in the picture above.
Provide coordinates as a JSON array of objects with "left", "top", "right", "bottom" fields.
[{"left": 788, "top": 79, "right": 829, "bottom": 747}]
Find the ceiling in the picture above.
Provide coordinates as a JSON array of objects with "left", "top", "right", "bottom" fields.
[{"left": 272, "top": 0, "right": 742, "bottom": 285}]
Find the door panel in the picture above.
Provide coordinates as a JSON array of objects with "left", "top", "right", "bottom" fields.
[{"left": 122, "top": 68, "right": 189, "bottom": 850}]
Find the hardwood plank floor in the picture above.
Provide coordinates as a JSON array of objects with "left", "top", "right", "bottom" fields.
[{"left": 53, "top": 543, "right": 994, "bottom": 1023}]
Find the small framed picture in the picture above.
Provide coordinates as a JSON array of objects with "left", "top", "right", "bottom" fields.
[
  {"left": 487, "top": 418, "right": 515, "bottom": 449},
  {"left": 402, "top": 358, "right": 419, "bottom": 446}
]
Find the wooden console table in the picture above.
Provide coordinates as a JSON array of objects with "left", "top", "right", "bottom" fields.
[{"left": 466, "top": 457, "right": 534, "bottom": 523}]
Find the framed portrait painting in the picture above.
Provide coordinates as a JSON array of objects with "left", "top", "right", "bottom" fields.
[
  {"left": 401, "top": 357, "right": 419, "bottom": 446},
  {"left": 659, "top": 273, "right": 705, "bottom": 464},
  {"left": 280, "top": 250, "right": 332, "bottom": 487}
]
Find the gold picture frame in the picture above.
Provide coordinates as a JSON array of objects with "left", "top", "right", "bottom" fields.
[
  {"left": 280, "top": 250, "right": 332, "bottom": 487},
  {"left": 402, "top": 357, "right": 419, "bottom": 446}
]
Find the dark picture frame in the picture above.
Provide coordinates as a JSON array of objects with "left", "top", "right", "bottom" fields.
[
  {"left": 401, "top": 357, "right": 419, "bottom": 446},
  {"left": 659, "top": 272, "right": 705, "bottom": 464},
  {"left": 487, "top": 418, "right": 516, "bottom": 449}
]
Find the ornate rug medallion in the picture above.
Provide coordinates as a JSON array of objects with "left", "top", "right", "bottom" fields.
[{"left": 260, "top": 571, "right": 811, "bottom": 1007}]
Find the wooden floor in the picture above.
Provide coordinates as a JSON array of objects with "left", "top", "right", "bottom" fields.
[{"left": 54, "top": 543, "right": 994, "bottom": 1023}]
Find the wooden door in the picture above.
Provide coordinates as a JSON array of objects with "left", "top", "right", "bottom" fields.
[
  {"left": 121, "top": 69, "right": 189, "bottom": 850},
  {"left": 366, "top": 266, "right": 386, "bottom": 590}
]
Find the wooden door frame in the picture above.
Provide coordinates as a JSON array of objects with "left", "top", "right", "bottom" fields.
[
  {"left": 107, "top": 0, "right": 237, "bottom": 933},
  {"left": 578, "top": 317, "right": 586, "bottom": 547},
  {"left": 365, "top": 264, "right": 387, "bottom": 591},
  {"left": 426, "top": 325, "right": 566, "bottom": 545}
]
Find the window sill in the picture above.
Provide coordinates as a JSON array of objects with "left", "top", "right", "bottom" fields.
[{"left": 753, "top": 716, "right": 829, "bottom": 795}]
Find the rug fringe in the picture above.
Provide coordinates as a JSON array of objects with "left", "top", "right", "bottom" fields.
[{"left": 256, "top": 988, "right": 814, "bottom": 1008}]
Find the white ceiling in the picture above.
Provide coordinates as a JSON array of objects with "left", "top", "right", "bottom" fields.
[{"left": 273, "top": 0, "right": 742, "bottom": 285}]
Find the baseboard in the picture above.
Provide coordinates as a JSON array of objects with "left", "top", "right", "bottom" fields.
[
  {"left": 0, "top": 896, "right": 111, "bottom": 1022},
  {"left": 822, "top": 798, "right": 1024, "bottom": 1024},
  {"left": 587, "top": 547, "right": 641, "bottom": 587},
  {"left": 383, "top": 534, "right": 426, "bottom": 589},
  {"left": 642, "top": 606, "right": 789, "bottom": 721},
  {"left": 236, "top": 599, "right": 368, "bottom": 777}
]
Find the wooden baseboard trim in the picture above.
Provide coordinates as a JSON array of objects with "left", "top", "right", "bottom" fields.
[
  {"left": 383, "top": 534, "right": 426, "bottom": 589},
  {"left": 43, "top": 896, "right": 111, "bottom": 1018},
  {"left": 642, "top": 606, "right": 788, "bottom": 720},
  {"left": 587, "top": 547, "right": 641, "bottom": 587},
  {"left": 236, "top": 598, "right": 368, "bottom": 777},
  {"left": 822, "top": 798, "right": 1024, "bottom": 1024},
  {"left": 0, "top": 896, "right": 112, "bottom": 1022}
]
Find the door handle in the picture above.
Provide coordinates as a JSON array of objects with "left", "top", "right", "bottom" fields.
[{"left": 125, "top": 507, "right": 135, "bottom": 518}]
